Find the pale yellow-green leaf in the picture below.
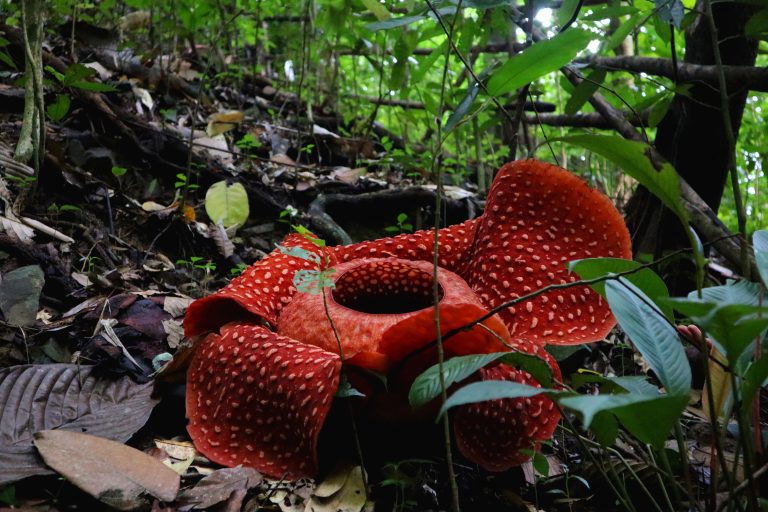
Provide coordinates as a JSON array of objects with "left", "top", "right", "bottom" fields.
[
  {"left": 204, "top": 181, "right": 249, "bottom": 230},
  {"left": 702, "top": 347, "right": 731, "bottom": 422},
  {"left": 360, "top": 0, "right": 391, "bottom": 21}
]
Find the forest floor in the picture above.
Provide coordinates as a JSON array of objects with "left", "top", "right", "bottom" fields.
[{"left": 0, "top": 17, "right": 740, "bottom": 512}]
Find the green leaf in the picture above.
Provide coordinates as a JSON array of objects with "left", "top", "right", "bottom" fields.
[
  {"left": 753, "top": 230, "right": 768, "bottom": 288},
  {"left": 559, "top": 393, "right": 688, "bottom": 446},
  {"left": 412, "top": 41, "right": 447, "bottom": 82},
  {"left": 276, "top": 245, "right": 321, "bottom": 264},
  {"left": 0, "top": 50, "right": 16, "bottom": 70},
  {"left": 568, "top": 258, "right": 672, "bottom": 318},
  {"left": 741, "top": 356, "right": 768, "bottom": 410},
  {"left": 648, "top": 94, "right": 673, "bottom": 128},
  {"left": 545, "top": 344, "right": 587, "bottom": 361},
  {"left": 589, "top": 411, "right": 619, "bottom": 445},
  {"left": 360, "top": 0, "right": 391, "bottom": 21},
  {"left": 668, "top": 281, "right": 766, "bottom": 360},
  {"left": 67, "top": 80, "right": 118, "bottom": 92},
  {"left": 564, "top": 69, "right": 606, "bottom": 116},
  {"left": 486, "top": 30, "right": 592, "bottom": 96},
  {"left": 654, "top": 0, "right": 684, "bottom": 29},
  {"left": 555, "top": 0, "right": 580, "bottom": 27},
  {"left": 111, "top": 166, "right": 127, "bottom": 177},
  {"left": 601, "top": 14, "right": 640, "bottom": 54},
  {"left": 581, "top": 5, "right": 640, "bottom": 21},
  {"left": 605, "top": 278, "right": 691, "bottom": 395},
  {"left": 532, "top": 451, "right": 550, "bottom": 476},
  {"left": 204, "top": 181, "right": 250, "bottom": 229},
  {"left": 46, "top": 94, "right": 71, "bottom": 122},
  {"left": 440, "top": 381, "right": 563, "bottom": 417},
  {"left": 409, "top": 351, "right": 554, "bottom": 408},
  {"left": 557, "top": 135, "right": 688, "bottom": 227},
  {"left": 445, "top": 80, "right": 480, "bottom": 132},
  {"left": 745, "top": 9, "right": 768, "bottom": 39},
  {"left": 293, "top": 268, "right": 336, "bottom": 295}
]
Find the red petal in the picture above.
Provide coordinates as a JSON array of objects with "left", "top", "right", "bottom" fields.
[
  {"left": 453, "top": 361, "right": 561, "bottom": 471},
  {"left": 276, "top": 258, "right": 510, "bottom": 372},
  {"left": 464, "top": 160, "right": 632, "bottom": 348},
  {"left": 331, "top": 219, "right": 479, "bottom": 275},
  {"left": 186, "top": 323, "right": 341, "bottom": 479},
  {"left": 185, "top": 234, "right": 333, "bottom": 337}
]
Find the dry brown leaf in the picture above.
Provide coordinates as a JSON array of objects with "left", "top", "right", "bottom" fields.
[
  {"left": 0, "top": 365, "right": 157, "bottom": 484},
  {"left": 34, "top": 430, "right": 179, "bottom": 510},
  {"left": 207, "top": 110, "right": 245, "bottom": 137},
  {"left": 162, "top": 318, "right": 185, "bottom": 348},
  {"left": 163, "top": 296, "right": 194, "bottom": 318},
  {"left": 330, "top": 167, "right": 363, "bottom": 184},
  {"left": 305, "top": 465, "right": 370, "bottom": 512},
  {"left": 0, "top": 215, "right": 35, "bottom": 243},
  {"left": 177, "top": 467, "right": 263, "bottom": 509}
]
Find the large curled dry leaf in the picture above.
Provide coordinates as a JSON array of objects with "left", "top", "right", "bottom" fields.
[
  {"left": 33, "top": 430, "right": 179, "bottom": 510},
  {"left": 0, "top": 364, "right": 158, "bottom": 484}
]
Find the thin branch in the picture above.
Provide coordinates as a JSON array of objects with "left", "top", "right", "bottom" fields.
[{"left": 581, "top": 56, "right": 768, "bottom": 93}]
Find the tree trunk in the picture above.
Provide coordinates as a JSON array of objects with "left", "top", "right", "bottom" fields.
[{"left": 626, "top": 1, "right": 758, "bottom": 291}]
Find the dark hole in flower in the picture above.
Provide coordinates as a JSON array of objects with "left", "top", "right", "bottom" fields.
[{"left": 332, "top": 261, "right": 444, "bottom": 314}]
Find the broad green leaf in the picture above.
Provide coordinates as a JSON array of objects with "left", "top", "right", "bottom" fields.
[
  {"left": 46, "top": 94, "right": 71, "bottom": 122},
  {"left": 568, "top": 258, "right": 672, "bottom": 318},
  {"left": 204, "top": 181, "right": 250, "bottom": 229},
  {"left": 412, "top": 41, "right": 447, "bottom": 82},
  {"left": 581, "top": 5, "right": 640, "bottom": 21},
  {"left": 601, "top": 14, "right": 640, "bottom": 54},
  {"left": 564, "top": 69, "right": 606, "bottom": 116},
  {"left": 409, "top": 351, "right": 554, "bottom": 408},
  {"left": 753, "top": 230, "right": 768, "bottom": 288},
  {"left": 742, "top": 355, "right": 768, "bottom": 410},
  {"left": 605, "top": 278, "right": 691, "bottom": 395},
  {"left": 558, "top": 135, "right": 688, "bottom": 227},
  {"left": 445, "top": 81, "right": 480, "bottom": 132},
  {"left": 360, "top": 0, "right": 391, "bottom": 21},
  {"left": 545, "top": 344, "right": 587, "bottom": 361},
  {"left": 67, "top": 80, "right": 118, "bottom": 92},
  {"left": 486, "top": 30, "right": 592, "bottom": 96},
  {"left": 648, "top": 94, "right": 673, "bottom": 128},
  {"left": 367, "top": 14, "right": 424, "bottom": 31},
  {"left": 669, "top": 281, "right": 767, "bottom": 360},
  {"left": 555, "top": 0, "right": 580, "bottom": 27},
  {"left": 745, "top": 9, "right": 768, "bottom": 39},
  {"left": 560, "top": 393, "right": 688, "bottom": 446},
  {"left": 410, "top": 353, "right": 502, "bottom": 408},
  {"left": 440, "top": 381, "right": 563, "bottom": 417},
  {"left": 589, "top": 411, "right": 619, "bottom": 445}
]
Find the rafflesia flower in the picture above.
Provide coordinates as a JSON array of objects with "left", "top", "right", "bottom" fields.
[{"left": 184, "top": 160, "right": 632, "bottom": 479}]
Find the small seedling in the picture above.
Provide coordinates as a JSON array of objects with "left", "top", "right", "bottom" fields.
[{"left": 384, "top": 213, "right": 414, "bottom": 233}]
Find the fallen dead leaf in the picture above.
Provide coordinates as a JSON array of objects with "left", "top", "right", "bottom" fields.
[
  {"left": 177, "top": 467, "right": 263, "bottom": 509},
  {"left": 0, "top": 364, "right": 158, "bottom": 484},
  {"left": 163, "top": 296, "right": 194, "bottom": 317},
  {"left": 207, "top": 110, "right": 245, "bottom": 137},
  {"left": 305, "top": 465, "right": 370, "bottom": 512},
  {"left": 33, "top": 430, "right": 179, "bottom": 510}
]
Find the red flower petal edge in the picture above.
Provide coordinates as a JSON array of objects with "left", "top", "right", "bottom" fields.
[
  {"left": 463, "top": 160, "right": 632, "bottom": 349},
  {"left": 277, "top": 258, "right": 511, "bottom": 372},
  {"left": 453, "top": 361, "right": 562, "bottom": 471},
  {"left": 185, "top": 234, "right": 334, "bottom": 336},
  {"left": 186, "top": 322, "right": 341, "bottom": 479}
]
